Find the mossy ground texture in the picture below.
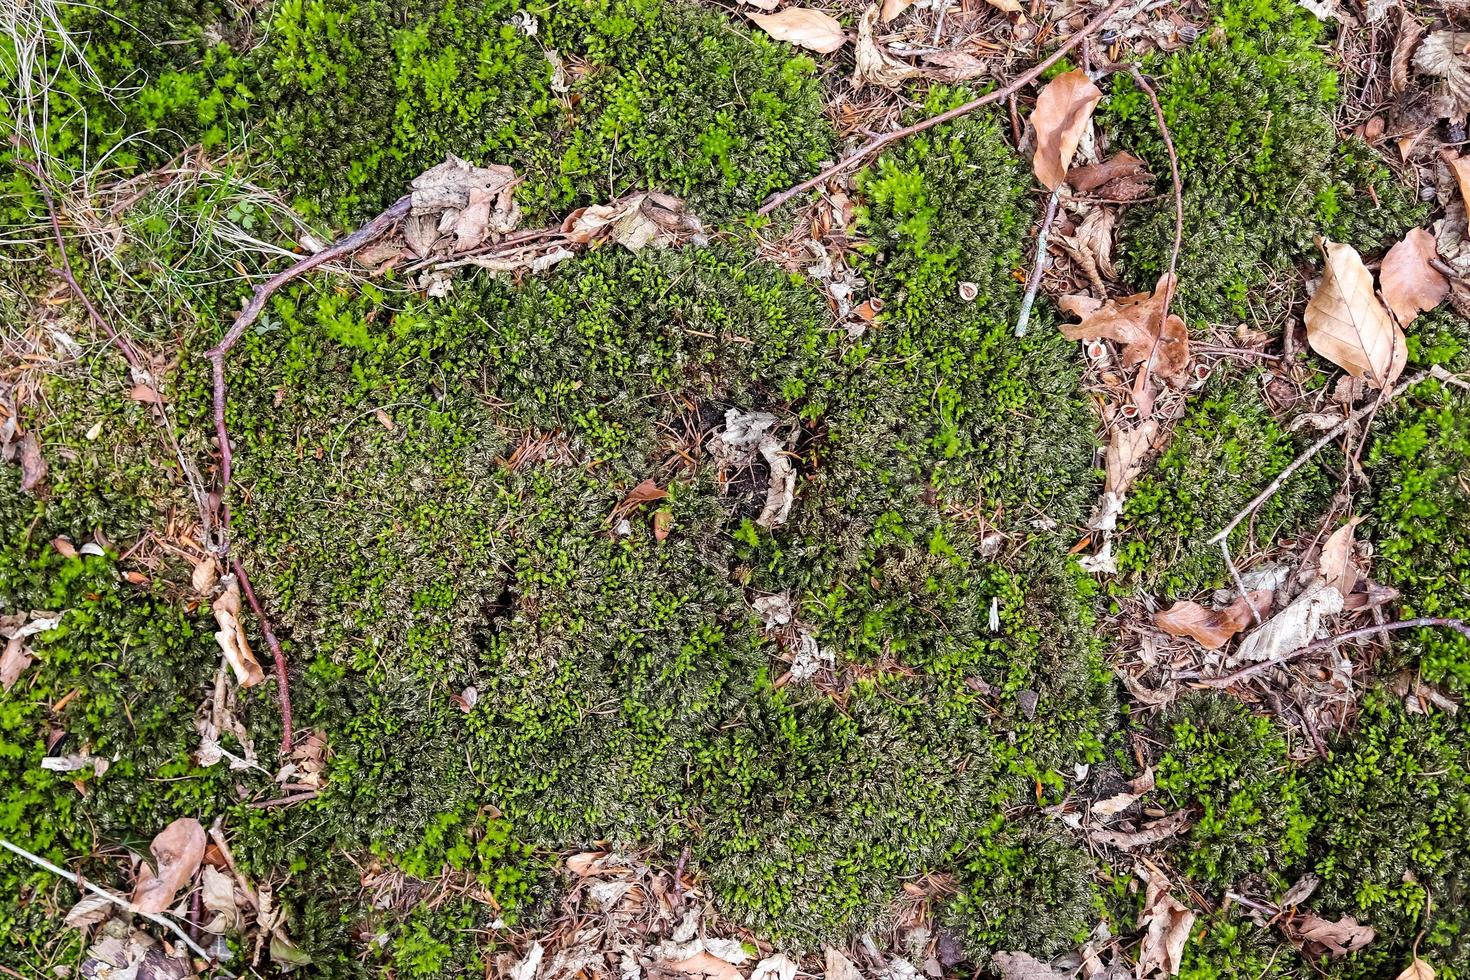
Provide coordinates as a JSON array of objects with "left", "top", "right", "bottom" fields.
[{"left": 2, "top": 0, "right": 1470, "bottom": 977}]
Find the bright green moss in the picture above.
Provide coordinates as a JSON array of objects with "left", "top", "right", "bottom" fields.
[
  {"left": 1116, "top": 372, "right": 1334, "bottom": 596},
  {"left": 1099, "top": 0, "right": 1423, "bottom": 322}
]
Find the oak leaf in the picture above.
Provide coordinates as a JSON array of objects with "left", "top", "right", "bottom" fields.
[
  {"left": 748, "top": 8, "right": 846, "bottom": 53},
  {"left": 1154, "top": 590, "right": 1273, "bottom": 650},
  {"left": 131, "top": 817, "right": 206, "bottom": 914},
  {"left": 1059, "top": 274, "right": 1189, "bottom": 382},
  {"left": 1380, "top": 228, "right": 1448, "bottom": 326},
  {"left": 1030, "top": 68, "right": 1103, "bottom": 190},
  {"left": 1137, "top": 866, "right": 1196, "bottom": 976},
  {"left": 1305, "top": 239, "right": 1406, "bottom": 387}
]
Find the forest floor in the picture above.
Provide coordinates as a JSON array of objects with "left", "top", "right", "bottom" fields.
[{"left": 3, "top": 0, "right": 1470, "bottom": 976}]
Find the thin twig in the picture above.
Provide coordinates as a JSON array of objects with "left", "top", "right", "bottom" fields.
[
  {"left": 234, "top": 559, "right": 295, "bottom": 755},
  {"left": 756, "top": 0, "right": 1132, "bottom": 216},
  {"left": 248, "top": 789, "right": 319, "bottom": 809},
  {"left": 1198, "top": 618, "right": 1470, "bottom": 688},
  {"left": 0, "top": 837, "right": 219, "bottom": 966},
  {"left": 1015, "top": 187, "right": 1061, "bottom": 336},
  {"left": 1208, "top": 369, "right": 1431, "bottom": 547},
  {"left": 1219, "top": 537, "right": 1261, "bottom": 626}
]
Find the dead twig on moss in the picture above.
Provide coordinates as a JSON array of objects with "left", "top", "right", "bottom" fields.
[
  {"left": 1014, "top": 187, "right": 1061, "bottom": 337},
  {"left": 1198, "top": 617, "right": 1470, "bottom": 688},
  {"left": 235, "top": 559, "right": 295, "bottom": 754},
  {"left": 756, "top": 0, "right": 1133, "bottom": 216}
]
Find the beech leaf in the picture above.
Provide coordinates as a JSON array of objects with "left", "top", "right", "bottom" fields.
[
  {"left": 854, "top": 4, "right": 919, "bottom": 89},
  {"left": 1396, "top": 958, "right": 1436, "bottom": 980},
  {"left": 1305, "top": 239, "right": 1406, "bottom": 388},
  {"left": 1030, "top": 68, "right": 1103, "bottom": 190},
  {"left": 130, "top": 817, "right": 206, "bottom": 915},
  {"left": 1380, "top": 228, "right": 1448, "bottom": 326},
  {"left": 1154, "top": 590, "right": 1273, "bottom": 650},
  {"left": 1317, "top": 517, "right": 1363, "bottom": 597},
  {"left": 748, "top": 8, "right": 846, "bottom": 53}
]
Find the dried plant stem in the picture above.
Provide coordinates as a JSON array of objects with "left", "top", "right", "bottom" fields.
[
  {"left": 0, "top": 838, "right": 219, "bottom": 965},
  {"left": 1208, "top": 369, "right": 1430, "bottom": 547},
  {"left": 1125, "top": 65, "right": 1182, "bottom": 314},
  {"left": 756, "top": 0, "right": 1132, "bottom": 216},
  {"left": 235, "top": 560, "right": 295, "bottom": 754},
  {"left": 1015, "top": 187, "right": 1061, "bottom": 337},
  {"left": 1199, "top": 617, "right": 1470, "bottom": 688}
]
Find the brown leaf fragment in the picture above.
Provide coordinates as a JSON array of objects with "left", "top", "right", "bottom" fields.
[
  {"left": 880, "top": 0, "right": 912, "bottom": 21},
  {"left": 19, "top": 431, "right": 46, "bottom": 492},
  {"left": 1031, "top": 69, "right": 1103, "bottom": 190},
  {"left": 211, "top": 576, "right": 266, "bottom": 687},
  {"left": 408, "top": 154, "right": 521, "bottom": 256},
  {"left": 1059, "top": 274, "right": 1190, "bottom": 382},
  {"left": 1397, "top": 957, "right": 1436, "bottom": 980},
  {"left": 1090, "top": 810, "right": 1192, "bottom": 850},
  {"left": 854, "top": 4, "right": 919, "bottom": 88},
  {"left": 1287, "top": 913, "right": 1376, "bottom": 957},
  {"left": 1137, "top": 867, "right": 1196, "bottom": 976},
  {"left": 992, "top": 952, "right": 1067, "bottom": 980},
  {"left": 1381, "top": 228, "right": 1449, "bottom": 326},
  {"left": 128, "top": 384, "right": 165, "bottom": 405},
  {"left": 653, "top": 508, "right": 673, "bottom": 542},
  {"left": 1317, "top": 517, "right": 1363, "bottom": 596},
  {"left": 1305, "top": 239, "right": 1406, "bottom": 387},
  {"left": 63, "top": 894, "right": 114, "bottom": 929},
  {"left": 1445, "top": 151, "right": 1470, "bottom": 211},
  {"left": 919, "top": 50, "right": 990, "bottom": 82},
  {"left": 1154, "top": 591, "right": 1273, "bottom": 650},
  {"left": 130, "top": 817, "right": 206, "bottom": 915},
  {"left": 1414, "top": 32, "right": 1470, "bottom": 121},
  {"left": 667, "top": 951, "right": 745, "bottom": 980},
  {"left": 1, "top": 635, "right": 34, "bottom": 691},
  {"left": 1232, "top": 578, "right": 1345, "bottom": 666},
  {"left": 613, "top": 478, "right": 668, "bottom": 520},
  {"left": 985, "top": 0, "right": 1025, "bottom": 15},
  {"left": 1105, "top": 420, "right": 1159, "bottom": 497},
  {"left": 1392, "top": 12, "right": 1426, "bottom": 95},
  {"left": 1091, "top": 766, "right": 1155, "bottom": 819},
  {"left": 747, "top": 8, "right": 847, "bottom": 53},
  {"left": 563, "top": 192, "right": 705, "bottom": 252},
  {"left": 1067, "top": 152, "right": 1149, "bottom": 193}
]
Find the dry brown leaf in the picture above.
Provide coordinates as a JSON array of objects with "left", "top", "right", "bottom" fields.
[
  {"left": 191, "top": 556, "right": 220, "bottom": 595},
  {"left": 1415, "top": 32, "right": 1470, "bottom": 121},
  {"left": 667, "top": 951, "right": 746, "bottom": 980},
  {"left": 201, "top": 865, "right": 243, "bottom": 935},
  {"left": 992, "top": 952, "right": 1066, "bottom": 979},
  {"left": 1137, "top": 867, "right": 1196, "bottom": 976},
  {"left": 1105, "top": 420, "right": 1158, "bottom": 497},
  {"left": 1231, "top": 578, "right": 1345, "bottom": 666},
  {"left": 63, "top": 894, "right": 114, "bottom": 929},
  {"left": 1317, "top": 517, "right": 1363, "bottom": 596},
  {"left": 854, "top": 4, "right": 919, "bottom": 88},
  {"left": 563, "top": 192, "right": 704, "bottom": 252},
  {"left": 1092, "top": 766, "right": 1155, "bottom": 819},
  {"left": 1067, "top": 151, "right": 1153, "bottom": 196},
  {"left": 1090, "top": 809, "right": 1192, "bottom": 850},
  {"left": 18, "top": 431, "right": 46, "bottom": 492},
  {"left": 1154, "top": 590, "right": 1273, "bottom": 650},
  {"left": 1305, "top": 239, "right": 1406, "bottom": 388},
  {"left": 880, "top": 0, "right": 912, "bottom": 21},
  {"left": 1031, "top": 69, "right": 1103, "bottom": 190},
  {"left": 131, "top": 817, "right": 206, "bottom": 915},
  {"left": 748, "top": 8, "right": 846, "bottom": 53},
  {"left": 918, "top": 50, "right": 990, "bottom": 82},
  {"left": 1287, "top": 913, "right": 1376, "bottom": 957},
  {"left": 653, "top": 508, "right": 673, "bottom": 542},
  {"left": 985, "top": 0, "right": 1025, "bottom": 15},
  {"left": 1059, "top": 274, "right": 1190, "bottom": 382},
  {"left": 825, "top": 948, "right": 865, "bottom": 980},
  {"left": 1396, "top": 958, "right": 1436, "bottom": 980},
  {"left": 408, "top": 155, "right": 521, "bottom": 257},
  {"left": 1381, "top": 227, "right": 1448, "bottom": 326},
  {"left": 1, "top": 635, "right": 33, "bottom": 691},
  {"left": 212, "top": 576, "right": 266, "bottom": 687},
  {"left": 613, "top": 478, "right": 668, "bottom": 519},
  {"left": 128, "top": 384, "right": 165, "bottom": 405}
]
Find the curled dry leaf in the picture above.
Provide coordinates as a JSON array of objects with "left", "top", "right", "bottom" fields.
[
  {"left": 748, "top": 8, "right": 846, "bottom": 53},
  {"left": 1091, "top": 766, "right": 1155, "bottom": 819},
  {"left": 919, "top": 50, "right": 990, "bottom": 82},
  {"left": 1089, "top": 809, "right": 1192, "bottom": 850},
  {"left": 1316, "top": 517, "right": 1363, "bottom": 597},
  {"left": 613, "top": 478, "right": 669, "bottom": 520},
  {"left": 212, "top": 575, "right": 266, "bottom": 687},
  {"left": 1067, "top": 152, "right": 1149, "bottom": 194},
  {"left": 667, "top": 951, "right": 745, "bottom": 980},
  {"left": 1105, "top": 420, "right": 1159, "bottom": 497},
  {"left": 1154, "top": 590, "right": 1273, "bottom": 650},
  {"left": 1, "top": 635, "right": 33, "bottom": 691},
  {"left": 1286, "top": 913, "right": 1376, "bottom": 957},
  {"left": 991, "top": 952, "right": 1066, "bottom": 980},
  {"left": 19, "top": 431, "right": 46, "bottom": 492},
  {"left": 854, "top": 4, "right": 919, "bottom": 89},
  {"left": 563, "top": 192, "right": 705, "bottom": 252},
  {"left": 1059, "top": 274, "right": 1190, "bottom": 382},
  {"left": 1030, "top": 68, "right": 1103, "bottom": 191},
  {"left": 201, "top": 865, "right": 243, "bottom": 934},
  {"left": 64, "top": 894, "right": 115, "bottom": 929},
  {"left": 1380, "top": 228, "right": 1448, "bottom": 326},
  {"left": 130, "top": 817, "right": 206, "bottom": 915},
  {"left": 1231, "top": 578, "right": 1345, "bottom": 666},
  {"left": 408, "top": 154, "right": 520, "bottom": 257},
  {"left": 1137, "top": 866, "right": 1196, "bottom": 976},
  {"left": 1397, "top": 958, "right": 1436, "bottom": 980},
  {"left": 1305, "top": 239, "right": 1406, "bottom": 387},
  {"left": 1445, "top": 151, "right": 1470, "bottom": 209}
]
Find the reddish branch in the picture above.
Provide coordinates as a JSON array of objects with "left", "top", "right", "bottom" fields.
[
  {"left": 756, "top": 0, "right": 1133, "bottom": 216},
  {"left": 236, "top": 559, "right": 296, "bottom": 753},
  {"left": 1200, "top": 617, "right": 1470, "bottom": 688}
]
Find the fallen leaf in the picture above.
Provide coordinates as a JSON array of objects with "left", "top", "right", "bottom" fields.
[
  {"left": 613, "top": 478, "right": 669, "bottom": 520},
  {"left": 1137, "top": 867, "right": 1196, "bottom": 976},
  {"left": 653, "top": 508, "right": 673, "bottom": 542},
  {"left": 1279, "top": 873, "right": 1320, "bottom": 908},
  {"left": 191, "top": 556, "right": 220, "bottom": 595},
  {"left": 201, "top": 865, "right": 243, "bottom": 934},
  {"left": 1414, "top": 32, "right": 1470, "bottom": 121},
  {"left": 1105, "top": 421, "right": 1158, "bottom": 497},
  {"left": 1, "top": 635, "right": 33, "bottom": 691},
  {"left": 1068, "top": 152, "right": 1153, "bottom": 200},
  {"left": 1059, "top": 274, "right": 1190, "bottom": 382},
  {"left": 1091, "top": 766, "right": 1155, "bottom": 819},
  {"left": 992, "top": 952, "right": 1066, "bottom": 979},
  {"left": 1090, "top": 809, "right": 1192, "bottom": 850},
  {"left": 854, "top": 4, "right": 919, "bottom": 88},
  {"left": 1396, "top": 957, "right": 1436, "bottom": 980},
  {"left": 708, "top": 410, "right": 796, "bottom": 529},
  {"left": 52, "top": 536, "right": 78, "bottom": 558},
  {"left": 564, "top": 192, "right": 705, "bottom": 252},
  {"left": 748, "top": 8, "right": 846, "bottom": 53},
  {"left": 19, "top": 431, "right": 46, "bottom": 492},
  {"left": 880, "top": 0, "right": 912, "bottom": 21},
  {"left": 1287, "top": 913, "right": 1375, "bottom": 957},
  {"left": 1381, "top": 228, "right": 1449, "bottom": 326},
  {"left": 128, "top": 384, "right": 165, "bottom": 405},
  {"left": 668, "top": 951, "right": 745, "bottom": 980},
  {"left": 1154, "top": 591, "right": 1273, "bottom": 650},
  {"left": 750, "top": 953, "right": 800, "bottom": 980},
  {"left": 1231, "top": 578, "right": 1345, "bottom": 665},
  {"left": 63, "top": 894, "right": 114, "bottom": 929},
  {"left": 212, "top": 576, "right": 266, "bottom": 687},
  {"left": 409, "top": 154, "right": 520, "bottom": 256},
  {"left": 826, "top": 948, "right": 865, "bottom": 980},
  {"left": 1305, "top": 239, "right": 1406, "bottom": 387},
  {"left": 985, "top": 0, "right": 1024, "bottom": 15},
  {"left": 1031, "top": 69, "right": 1103, "bottom": 190},
  {"left": 42, "top": 753, "right": 109, "bottom": 775},
  {"left": 1317, "top": 517, "right": 1363, "bottom": 596},
  {"left": 1446, "top": 151, "right": 1470, "bottom": 210},
  {"left": 80, "top": 917, "right": 192, "bottom": 980},
  {"left": 918, "top": 49, "right": 989, "bottom": 82},
  {"left": 131, "top": 817, "right": 206, "bottom": 915}
]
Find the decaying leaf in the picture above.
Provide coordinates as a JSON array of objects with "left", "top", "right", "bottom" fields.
[
  {"left": 1396, "top": 958, "right": 1436, "bottom": 980},
  {"left": 1104, "top": 420, "right": 1158, "bottom": 498},
  {"left": 1, "top": 635, "right": 33, "bottom": 691},
  {"left": 63, "top": 894, "right": 115, "bottom": 929},
  {"left": 1091, "top": 766, "right": 1155, "bottom": 820},
  {"left": 747, "top": 8, "right": 846, "bottom": 53},
  {"left": 564, "top": 192, "right": 705, "bottom": 252},
  {"left": 854, "top": 4, "right": 919, "bottom": 89},
  {"left": 825, "top": 948, "right": 865, "bottom": 980},
  {"left": 1154, "top": 590, "right": 1273, "bottom": 650},
  {"left": 880, "top": 0, "right": 912, "bottom": 22},
  {"left": 707, "top": 409, "right": 796, "bottom": 529},
  {"left": 41, "top": 752, "right": 109, "bottom": 775},
  {"left": 613, "top": 478, "right": 669, "bottom": 520},
  {"left": 991, "top": 952, "right": 1066, "bottom": 980},
  {"left": 19, "top": 431, "right": 46, "bottom": 492},
  {"left": 202, "top": 864, "right": 244, "bottom": 934},
  {"left": 191, "top": 555, "right": 220, "bottom": 595},
  {"left": 1445, "top": 151, "right": 1470, "bottom": 209},
  {"left": 667, "top": 951, "right": 745, "bottom": 980},
  {"left": 131, "top": 817, "right": 206, "bottom": 915},
  {"left": 1231, "top": 578, "right": 1345, "bottom": 665},
  {"left": 1286, "top": 913, "right": 1376, "bottom": 957},
  {"left": 1089, "top": 809, "right": 1192, "bottom": 850},
  {"left": 1137, "top": 866, "right": 1196, "bottom": 976},
  {"left": 918, "top": 50, "right": 989, "bottom": 83},
  {"left": 80, "top": 917, "right": 192, "bottom": 980},
  {"left": 277, "top": 728, "right": 329, "bottom": 789},
  {"left": 1316, "top": 517, "right": 1363, "bottom": 597},
  {"left": 1067, "top": 152, "right": 1151, "bottom": 195},
  {"left": 1030, "top": 69, "right": 1103, "bottom": 191},
  {"left": 212, "top": 575, "right": 266, "bottom": 687},
  {"left": 1414, "top": 32, "right": 1470, "bottom": 121},
  {"left": 750, "top": 953, "right": 799, "bottom": 980},
  {"left": 408, "top": 154, "right": 520, "bottom": 256},
  {"left": 1059, "top": 274, "right": 1190, "bottom": 382},
  {"left": 1305, "top": 239, "right": 1406, "bottom": 388},
  {"left": 195, "top": 667, "right": 259, "bottom": 770},
  {"left": 1380, "top": 228, "right": 1448, "bottom": 326}
]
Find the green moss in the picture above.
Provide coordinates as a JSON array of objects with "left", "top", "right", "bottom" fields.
[
  {"left": 1115, "top": 372, "right": 1334, "bottom": 596},
  {"left": 1098, "top": 0, "right": 1423, "bottom": 322}
]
